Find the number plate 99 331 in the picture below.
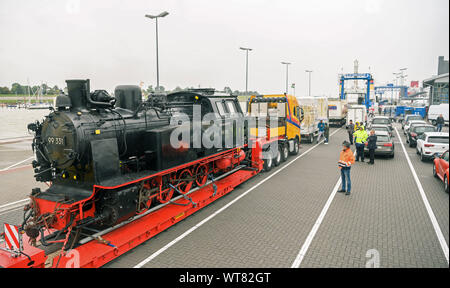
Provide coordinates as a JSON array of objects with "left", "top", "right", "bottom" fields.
[{"left": 47, "top": 136, "right": 65, "bottom": 146}]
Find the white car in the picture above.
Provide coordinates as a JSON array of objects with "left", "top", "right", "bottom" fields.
[
  {"left": 402, "top": 114, "right": 423, "bottom": 130},
  {"left": 416, "top": 132, "right": 449, "bottom": 161},
  {"left": 404, "top": 120, "right": 427, "bottom": 135}
]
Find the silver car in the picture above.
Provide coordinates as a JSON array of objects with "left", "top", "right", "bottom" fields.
[
  {"left": 370, "top": 116, "right": 393, "bottom": 131},
  {"left": 364, "top": 131, "right": 395, "bottom": 158},
  {"left": 369, "top": 124, "right": 394, "bottom": 138}
]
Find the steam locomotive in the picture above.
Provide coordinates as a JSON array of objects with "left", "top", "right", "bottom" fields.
[{"left": 23, "top": 79, "right": 248, "bottom": 246}]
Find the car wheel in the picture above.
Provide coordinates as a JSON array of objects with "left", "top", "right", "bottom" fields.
[
  {"left": 263, "top": 155, "right": 273, "bottom": 172},
  {"left": 433, "top": 164, "right": 438, "bottom": 178},
  {"left": 445, "top": 176, "right": 449, "bottom": 194},
  {"left": 390, "top": 153, "right": 395, "bottom": 158},
  {"left": 420, "top": 150, "right": 426, "bottom": 162},
  {"left": 432, "top": 120, "right": 437, "bottom": 126},
  {"left": 281, "top": 143, "right": 289, "bottom": 162}
]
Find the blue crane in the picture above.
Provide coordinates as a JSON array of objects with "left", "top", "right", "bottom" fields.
[{"left": 339, "top": 73, "right": 374, "bottom": 109}]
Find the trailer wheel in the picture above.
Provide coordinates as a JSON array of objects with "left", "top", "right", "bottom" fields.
[
  {"left": 274, "top": 147, "right": 282, "bottom": 167},
  {"left": 263, "top": 156, "right": 273, "bottom": 172},
  {"left": 290, "top": 138, "right": 300, "bottom": 155},
  {"left": 281, "top": 143, "right": 289, "bottom": 162}
]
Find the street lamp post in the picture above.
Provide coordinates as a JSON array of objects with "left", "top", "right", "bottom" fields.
[
  {"left": 145, "top": 11, "right": 169, "bottom": 92},
  {"left": 305, "top": 70, "right": 313, "bottom": 97},
  {"left": 281, "top": 62, "right": 291, "bottom": 94},
  {"left": 240, "top": 47, "right": 252, "bottom": 94}
]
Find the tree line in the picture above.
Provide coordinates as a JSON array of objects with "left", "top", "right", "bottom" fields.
[
  {"left": 0, "top": 83, "right": 61, "bottom": 95},
  {"left": 0, "top": 82, "right": 258, "bottom": 97}
]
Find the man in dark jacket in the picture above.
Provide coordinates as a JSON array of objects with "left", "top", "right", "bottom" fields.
[
  {"left": 346, "top": 120, "right": 355, "bottom": 145},
  {"left": 317, "top": 120, "right": 325, "bottom": 144},
  {"left": 367, "top": 130, "right": 377, "bottom": 165},
  {"left": 436, "top": 114, "right": 445, "bottom": 132}
]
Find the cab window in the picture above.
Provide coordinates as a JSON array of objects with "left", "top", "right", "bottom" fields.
[
  {"left": 216, "top": 102, "right": 226, "bottom": 116},
  {"left": 226, "top": 101, "right": 237, "bottom": 115}
]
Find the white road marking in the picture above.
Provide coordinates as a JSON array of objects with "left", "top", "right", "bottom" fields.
[
  {"left": 0, "top": 206, "right": 24, "bottom": 217},
  {"left": 133, "top": 129, "right": 343, "bottom": 268},
  {"left": 394, "top": 127, "right": 449, "bottom": 264},
  {"left": 291, "top": 150, "right": 356, "bottom": 268},
  {"left": 0, "top": 156, "right": 34, "bottom": 171},
  {"left": 0, "top": 198, "right": 29, "bottom": 214}
]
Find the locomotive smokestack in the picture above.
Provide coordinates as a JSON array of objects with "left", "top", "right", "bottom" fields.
[{"left": 66, "top": 79, "right": 90, "bottom": 110}]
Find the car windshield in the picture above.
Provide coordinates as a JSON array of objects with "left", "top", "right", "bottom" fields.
[
  {"left": 373, "top": 127, "right": 388, "bottom": 132},
  {"left": 377, "top": 135, "right": 390, "bottom": 142},
  {"left": 407, "top": 116, "right": 422, "bottom": 122},
  {"left": 428, "top": 137, "right": 449, "bottom": 144},
  {"left": 372, "top": 119, "right": 390, "bottom": 125},
  {"left": 413, "top": 126, "right": 436, "bottom": 134},
  {"left": 410, "top": 122, "right": 426, "bottom": 128}
]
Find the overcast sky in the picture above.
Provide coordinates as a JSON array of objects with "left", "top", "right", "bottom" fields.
[{"left": 0, "top": 0, "right": 448, "bottom": 96}]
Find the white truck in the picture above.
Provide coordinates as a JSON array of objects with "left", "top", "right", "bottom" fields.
[
  {"left": 328, "top": 99, "right": 348, "bottom": 127},
  {"left": 298, "top": 97, "right": 328, "bottom": 143},
  {"left": 428, "top": 104, "right": 449, "bottom": 126},
  {"left": 347, "top": 105, "right": 368, "bottom": 126}
]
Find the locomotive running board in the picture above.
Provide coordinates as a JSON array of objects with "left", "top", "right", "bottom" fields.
[{"left": 0, "top": 165, "right": 258, "bottom": 268}]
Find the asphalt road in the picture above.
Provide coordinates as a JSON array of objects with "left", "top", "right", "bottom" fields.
[{"left": 0, "top": 125, "right": 448, "bottom": 268}]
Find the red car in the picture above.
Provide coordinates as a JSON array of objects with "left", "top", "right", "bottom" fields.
[{"left": 433, "top": 150, "right": 449, "bottom": 193}]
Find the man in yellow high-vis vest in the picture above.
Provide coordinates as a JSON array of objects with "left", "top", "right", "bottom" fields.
[{"left": 354, "top": 126, "right": 368, "bottom": 162}]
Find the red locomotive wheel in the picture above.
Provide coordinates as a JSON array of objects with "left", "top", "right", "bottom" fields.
[
  {"left": 159, "top": 174, "right": 176, "bottom": 203},
  {"left": 195, "top": 164, "right": 209, "bottom": 187},
  {"left": 177, "top": 169, "right": 194, "bottom": 194},
  {"left": 159, "top": 187, "right": 174, "bottom": 203}
]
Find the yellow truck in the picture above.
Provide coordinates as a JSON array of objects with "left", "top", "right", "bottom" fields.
[{"left": 247, "top": 94, "right": 303, "bottom": 171}]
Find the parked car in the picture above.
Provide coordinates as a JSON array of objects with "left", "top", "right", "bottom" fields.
[
  {"left": 364, "top": 131, "right": 395, "bottom": 158},
  {"left": 370, "top": 116, "right": 393, "bottom": 131},
  {"left": 368, "top": 124, "right": 394, "bottom": 138},
  {"left": 402, "top": 115, "right": 423, "bottom": 130},
  {"left": 433, "top": 150, "right": 449, "bottom": 193},
  {"left": 404, "top": 120, "right": 427, "bottom": 135},
  {"left": 406, "top": 125, "right": 437, "bottom": 147},
  {"left": 416, "top": 132, "right": 449, "bottom": 161},
  {"left": 428, "top": 104, "right": 449, "bottom": 126}
]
